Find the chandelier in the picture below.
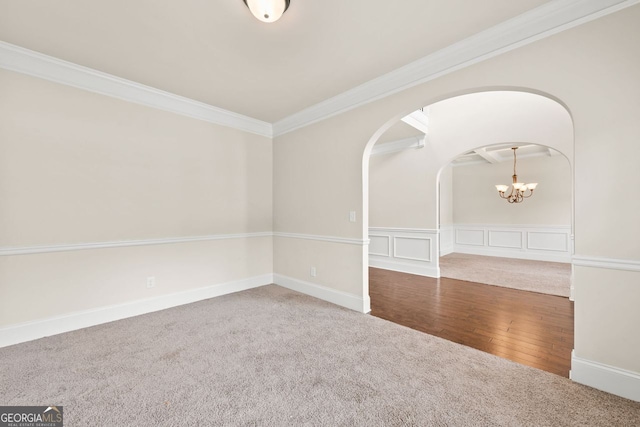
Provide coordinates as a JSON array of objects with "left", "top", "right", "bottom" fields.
[
  {"left": 495, "top": 147, "right": 538, "bottom": 203},
  {"left": 243, "top": 0, "right": 290, "bottom": 23}
]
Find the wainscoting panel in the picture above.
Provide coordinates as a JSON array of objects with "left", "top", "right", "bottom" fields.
[
  {"left": 488, "top": 230, "right": 523, "bottom": 249},
  {"left": 450, "top": 224, "right": 572, "bottom": 263},
  {"left": 455, "top": 229, "right": 485, "bottom": 246},
  {"left": 528, "top": 231, "right": 569, "bottom": 252},
  {"left": 369, "top": 235, "right": 391, "bottom": 257},
  {"left": 368, "top": 228, "right": 439, "bottom": 277},
  {"left": 394, "top": 236, "right": 431, "bottom": 262}
]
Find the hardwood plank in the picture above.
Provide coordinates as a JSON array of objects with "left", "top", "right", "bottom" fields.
[{"left": 369, "top": 267, "right": 574, "bottom": 378}]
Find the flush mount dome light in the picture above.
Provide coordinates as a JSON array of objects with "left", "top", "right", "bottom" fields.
[{"left": 243, "top": 0, "right": 290, "bottom": 23}]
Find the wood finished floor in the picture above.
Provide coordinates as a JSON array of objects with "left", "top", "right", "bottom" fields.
[{"left": 369, "top": 267, "right": 574, "bottom": 377}]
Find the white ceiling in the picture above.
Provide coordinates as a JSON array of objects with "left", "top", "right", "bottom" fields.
[
  {"left": 451, "top": 144, "right": 562, "bottom": 167},
  {"left": 0, "top": 0, "right": 551, "bottom": 123},
  {"left": 372, "top": 90, "right": 572, "bottom": 162}
]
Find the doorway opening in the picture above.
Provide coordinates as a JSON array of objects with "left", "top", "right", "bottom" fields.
[
  {"left": 439, "top": 143, "right": 572, "bottom": 298},
  {"left": 364, "top": 90, "right": 575, "bottom": 376}
]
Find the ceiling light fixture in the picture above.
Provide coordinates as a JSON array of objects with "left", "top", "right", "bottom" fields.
[
  {"left": 243, "top": 0, "right": 290, "bottom": 23},
  {"left": 495, "top": 147, "right": 538, "bottom": 203}
]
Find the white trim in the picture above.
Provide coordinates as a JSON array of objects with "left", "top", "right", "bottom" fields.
[
  {"left": 0, "top": 42, "right": 273, "bottom": 138},
  {"left": 571, "top": 351, "right": 640, "bottom": 402},
  {"left": 368, "top": 234, "right": 391, "bottom": 257},
  {"left": 1, "top": 231, "right": 374, "bottom": 256},
  {"left": 370, "top": 136, "right": 426, "bottom": 157},
  {"left": 369, "top": 258, "right": 439, "bottom": 279},
  {"left": 273, "top": 274, "right": 370, "bottom": 313},
  {"left": 439, "top": 225, "right": 455, "bottom": 257},
  {"left": 527, "top": 231, "right": 569, "bottom": 252},
  {"left": 454, "top": 223, "right": 571, "bottom": 230},
  {"left": 272, "top": 0, "right": 640, "bottom": 136},
  {"left": 572, "top": 255, "right": 640, "bottom": 272},
  {"left": 273, "top": 232, "right": 369, "bottom": 246},
  {"left": 0, "top": 274, "right": 273, "bottom": 348},
  {"left": 368, "top": 227, "right": 440, "bottom": 278},
  {"left": 401, "top": 110, "right": 430, "bottom": 134},
  {"left": 0, "top": 232, "right": 273, "bottom": 256},
  {"left": 455, "top": 229, "right": 486, "bottom": 247},
  {"left": 369, "top": 227, "right": 438, "bottom": 234},
  {"left": 3, "top": 2, "right": 637, "bottom": 139},
  {"left": 488, "top": 230, "right": 523, "bottom": 249},
  {"left": 451, "top": 224, "right": 572, "bottom": 263},
  {"left": 393, "top": 236, "right": 433, "bottom": 262}
]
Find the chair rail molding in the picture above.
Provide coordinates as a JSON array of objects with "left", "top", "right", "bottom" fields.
[
  {"left": 1, "top": 231, "right": 377, "bottom": 257},
  {"left": 572, "top": 255, "right": 640, "bottom": 272},
  {"left": 273, "top": 232, "right": 369, "bottom": 246},
  {"left": 0, "top": 232, "right": 273, "bottom": 256}
]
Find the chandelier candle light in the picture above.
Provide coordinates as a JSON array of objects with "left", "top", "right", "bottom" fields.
[
  {"left": 495, "top": 147, "right": 538, "bottom": 203},
  {"left": 243, "top": 0, "right": 290, "bottom": 23}
]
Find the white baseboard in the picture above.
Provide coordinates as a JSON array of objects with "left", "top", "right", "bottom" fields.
[
  {"left": 440, "top": 225, "right": 454, "bottom": 257},
  {"left": 571, "top": 351, "right": 640, "bottom": 402},
  {"left": 0, "top": 274, "right": 273, "bottom": 348},
  {"left": 273, "top": 274, "right": 370, "bottom": 314},
  {"left": 440, "top": 244, "right": 454, "bottom": 257},
  {"left": 369, "top": 258, "right": 440, "bottom": 278}
]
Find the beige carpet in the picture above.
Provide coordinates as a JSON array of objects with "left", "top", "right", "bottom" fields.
[
  {"left": 440, "top": 253, "right": 572, "bottom": 297},
  {"left": 1, "top": 285, "right": 638, "bottom": 426}
]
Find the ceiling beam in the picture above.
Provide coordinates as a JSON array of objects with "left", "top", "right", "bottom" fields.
[
  {"left": 474, "top": 148, "right": 501, "bottom": 164},
  {"left": 401, "top": 110, "right": 429, "bottom": 134},
  {"left": 370, "top": 135, "right": 426, "bottom": 157}
]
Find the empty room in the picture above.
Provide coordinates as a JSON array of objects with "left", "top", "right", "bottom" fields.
[{"left": 1, "top": 1, "right": 639, "bottom": 425}]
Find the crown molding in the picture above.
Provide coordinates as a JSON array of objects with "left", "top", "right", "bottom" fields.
[
  {"left": 272, "top": 0, "right": 640, "bottom": 137},
  {"left": 1, "top": 1, "right": 637, "bottom": 139},
  {"left": 0, "top": 41, "right": 273, "bottom": 138}
]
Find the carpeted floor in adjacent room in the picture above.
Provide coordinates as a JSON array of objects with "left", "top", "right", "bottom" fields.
[
  {"left": 440, "top": 253, "right": 572, "bottom": 297},
  {"left": 1, "top": 285, "right": 638, "bottom": 426}
]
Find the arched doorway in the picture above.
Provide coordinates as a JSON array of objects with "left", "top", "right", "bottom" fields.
[{"left": 363, "top": 90, "right": 575, "bottom": 375}]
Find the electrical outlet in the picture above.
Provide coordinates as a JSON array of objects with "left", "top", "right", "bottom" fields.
[
  {"left": 310, "top": 267, "right": 317, "bottom": 277},
  {"left": 349, "top": 211, "right": 356, "bottom": 222},
  {"left": 146, "top": 276, "right": 156, "bottom": 288}
]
